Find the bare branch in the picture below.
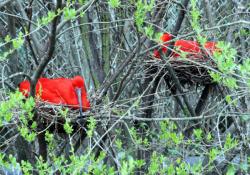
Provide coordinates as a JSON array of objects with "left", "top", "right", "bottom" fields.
[
  {"left": 30, "top": 0, "right": 62, "bottom": 97},
  {"left": 0, "top": 0, "right": 12, "bottom": 8}
]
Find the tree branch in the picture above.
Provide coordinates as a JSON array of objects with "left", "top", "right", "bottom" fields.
[
  {"left": 97, "top": 34, "right": 143, "bottom": 102},
  {"left": 29, "top": 0, "right": 62, "bottom": 161},
  {"left": 56, "top": 0, "right": 97, "bottom": 32},
  {"left": 161, "top": 0, "right": 196, "bottom": 116},
  {"left": 0, "top": 0, "right": 12, "bottom": 8},
  {"left": 30, "top": 0, "right": 62, "bottom": 96}
]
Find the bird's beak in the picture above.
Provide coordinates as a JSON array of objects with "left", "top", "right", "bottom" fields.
[{"left": 75, "top": 88, "right": 83, "bottom": 117}]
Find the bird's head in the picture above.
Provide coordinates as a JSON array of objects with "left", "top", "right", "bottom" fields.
[
  {"left": 160, "top": 33, "right": 173, "bottom": 42},
  {"left": 19, "top": 80, "right": 30, "bottom": 97},
  {"left": 72, "top": 76, "right": 90, "bottom": 114},
  {"left": 153, "top": 33, "right": 173, "bottom": 59},
  {"left": 72, "top": 75, "right": 85, "bottom": 89}
]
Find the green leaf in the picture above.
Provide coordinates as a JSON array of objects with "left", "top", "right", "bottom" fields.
[
  {"left": 64, "top": 8, "right": 77, "bottom": 20},
  {"left": 86, "top": 116, "right": 96, "bottom": 138},
  {"left": 193, "top": 128, "right": 202, "bottom": 141},
  {"left": 108, "top": 0, "right": 121, "bottom": 8},
  {"left": 191, "top": 162, "right": 202, "bottom": 174},
  {"left": 115, "top": 139, "right": 123, "bottom": 150},
  {"left": 226, "top": 165, "right": 236, "bottom": 175},
  {"left": 21, "top": 160, "right": 33, "bottom": 174},
  {"left": 145, "top": 25, "right": 154, "bottom": 39},
  {"left": 27, "top": 132, "right": 36, "bottom": 142},
  {"left": 12, "top": 32, "right": 24, "bottom": 49},
  {"left": 209, "top": 71, "right": 221, "bottom": 83},
  {"left": 224, "top": 133, "right": 238, "bottom": 150},
  {"left": 198, "top": 36, "right": 207, "bottom": 45},
  {"left": 4, "top": 35, "right": 11, "bottom": 43},
  {"left": 206, "top": 132, "right": 212, "bottom": 141},
  {"left": 223, "top": 77, "right": 238, "bottom": 89},
  {"left": 59, "top": 108, "right": 69, "bottom": 118},
  {"left": 31, "top": 121, "right": 37, "bottom": 129},
  {"left": 239, "top": 58, "right": 250, "bottom": 75},
  {"left": 136, "top": 159, "right": 145, "bottom": 168},
  {"left": 79, "top": 0, "right": 85, "bottom": 5},
  {"left": 47, "top": 11, "right": 56, "bottom": 21},
  {"left": 4, "top": 112, "right": 12, "bottom": 122},
  {"left": 209, "top": 148, "right": 219, "bottom": 162},
  {"left": 63, "top": 122, "right": 73, "bottom": 134},
  {"left": 45, "top": 131, "right": 53, "bottom": 143},
  {"left": 167, "top": 164, "right": 175, "bottom": 175},
  {"left": 155, "top": 32, "right": 163, "bottom": 42},
  {"left": 20, "top": 127, "right": 29, "bottom": 137},
  {"left": 148, "top": 152, "right": 159, "bottom": 175},
  {"left": 225, "top": 95, "right": 232, "bottom": 104},
  {"left": 41, "top": 11, "right": 56, "bottom": 25}
]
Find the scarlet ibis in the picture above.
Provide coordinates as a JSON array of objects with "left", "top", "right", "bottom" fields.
[
  {"left": 153, "top": 33, "right": 218, "bottom": 59},
  {"left": 19, "top": 76, "right": 90, "bottom": 115}
]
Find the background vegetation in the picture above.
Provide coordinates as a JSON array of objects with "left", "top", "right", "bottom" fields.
[{"left": 0, "top": 0, "right": 249, "bottom": 174}]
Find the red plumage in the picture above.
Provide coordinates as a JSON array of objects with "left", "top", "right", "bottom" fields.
[
  {"left": 153, "top": 33, "right": 218, "bottom": 59},
  {"left": 19, "top": 76, "right": 90, "bottom": 111}
]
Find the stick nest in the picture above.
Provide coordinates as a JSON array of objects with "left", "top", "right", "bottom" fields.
[{"left": 146, "top": 57, "right": 216, "bottom": 85}]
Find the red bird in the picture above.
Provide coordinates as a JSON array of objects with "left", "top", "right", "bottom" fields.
[
  {"left": 19, "top": 76, "right": 90, "bottom": 114},
  {"left": 153, "top": 33, "right": 218, "bottom": 59}
]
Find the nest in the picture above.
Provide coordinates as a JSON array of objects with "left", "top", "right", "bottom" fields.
[
  {"left": 31, "top": 57, "right": 217, "bottom": 132},
  {"left": 146, "top": 57, "right": 216, "bottom": 85},
  {"left": 35, "top": 101, "right": 89, "bottom": 133}
]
